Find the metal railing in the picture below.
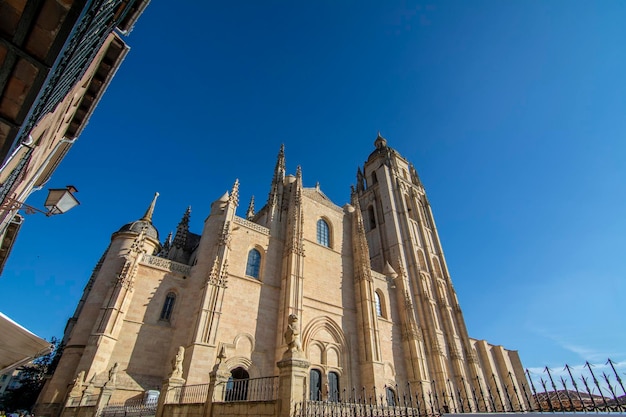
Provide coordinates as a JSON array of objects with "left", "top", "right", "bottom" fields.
[
  {"left": 295, "top": 358, "right": 626, "bottom": 416},
  {"left": 165, "top": 382, "right": 211, "bottom": 404},
  {"left": 219, "top": 376, "right": 279, "bottom": 402},
  {"left": 100, "top": 397, "right": 158, "bottom": 417},
  {"left": 526, "top": 358, "right": 626, "bottom": 412}
]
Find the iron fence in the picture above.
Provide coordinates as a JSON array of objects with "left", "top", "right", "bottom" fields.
[
  {"left": 526, "top": 358, "right": 626, "bottom": 412},
  {"left": 99, "top": 397, "right": 157, "bottom": 417},
  {"left": 295, "top": 358, "right": 625, "bottom": 416}
]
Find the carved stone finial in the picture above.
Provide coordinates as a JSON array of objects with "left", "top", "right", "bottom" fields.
[
  {"left": 170, "top": 346, "right": 185, "bottom": 379},
  {"left": 229, "top": 179, "right": 240, "bottom": 206},
  {"left": 246, "top": 196, "right": 255, "bottom": 220}
]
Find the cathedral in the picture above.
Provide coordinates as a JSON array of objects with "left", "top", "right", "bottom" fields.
[{"left": 35, "top": 135, "right": 529, "bottom": 416}]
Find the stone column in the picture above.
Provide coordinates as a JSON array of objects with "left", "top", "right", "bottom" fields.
[
  {"left": 155, "top": 377, "right": 185, "bottom": 417},
  {"left": 95, "top": 386, "right": 114, "bottom": 415},
  {"left": 277, "top": 350, "right": 310, "bottom": 417},
  {"left": 204, "top": 355, "right": 232, "bottom": 417}
]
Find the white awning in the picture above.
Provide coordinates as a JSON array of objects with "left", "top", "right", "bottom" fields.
[{"left": 0, "top": 312, "right": 53, "bottom": 374}]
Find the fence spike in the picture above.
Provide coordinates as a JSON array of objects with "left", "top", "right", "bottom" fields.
[
  {"left": 491, "top": 373, "right": 504, "bottom": 411},
  {"left": 507, "top": 371, "right": 522, "bottom": 411},
  {"left": 602, "top": 372, "right": 621, "bottom": 411},
  {"left": 526, "top": 368, "right": 541, "bottom": 411},
  {"left": 565, "top": 363, "right": 586, "bottom": 411},
  {"left": 581, "top": 376, "right": 598, "bottom": 410},
  {"left": 520, "top": 381, "right": 534, "bottom": 412},
  {"left": 545, "top": 366, "right": 565, "bottom": 411},
  {"left": 608, "top": 358, "right": 626, "bottom": 397},
  {"left": 586, "top": 361, "right": 610, "bottom": 409},
  {"left": 539, "top": 377, "right": 554, "bottom": 412},
  {"left": 559, "top": 375, "right": 575, "bottom": 411}
]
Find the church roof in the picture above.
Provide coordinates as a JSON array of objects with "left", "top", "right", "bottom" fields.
[{"left": 302, "top": 187, "right": 343, "bottom": 212}]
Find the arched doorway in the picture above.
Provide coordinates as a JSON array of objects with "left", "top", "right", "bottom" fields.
[{"left": 226, "top": 367, "right": 249, "bottom": 401}]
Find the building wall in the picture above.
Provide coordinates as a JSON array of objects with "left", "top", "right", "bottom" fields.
[{"left": 35, "top": 139, "right": 529, "bottom": 416}]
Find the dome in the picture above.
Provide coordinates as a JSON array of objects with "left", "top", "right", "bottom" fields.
[{"left": 116, "top": 220, "right": 159, "bottom": 240}]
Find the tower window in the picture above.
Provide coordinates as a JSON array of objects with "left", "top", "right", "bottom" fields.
[
  {"left": 371, "top": 172, "right": 378, "bottom": 185},
  {"left": 375, "top": 291, "right": 382, "bottom": 317},
  {"left": 160, "top": 292, "right": 176, "bottom": 321},
  {"left": 317, "top": 219, "right": 330, "bottom": 247},
  {"left": 367, "top": 205, "right": 376, "bottom": 230},
  {"left": 245, "top": 249, "right": 261, "bottom": 279}
]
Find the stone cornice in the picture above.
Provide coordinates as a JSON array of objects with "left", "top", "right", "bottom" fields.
[{"left": 140, "top": 254, "right": 191, "bottom": 276}]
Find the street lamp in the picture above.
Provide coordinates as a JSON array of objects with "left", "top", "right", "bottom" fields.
[
  {"left": 43, "top": 185, "right": 80, "bottom": 215},
  {"left": 1, "top": 185, "right": 80, "bottom": 216}
]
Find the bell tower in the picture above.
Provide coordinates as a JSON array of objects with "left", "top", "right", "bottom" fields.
[{"left": 356, "top": 133, "right": 478, "bottom": 408}]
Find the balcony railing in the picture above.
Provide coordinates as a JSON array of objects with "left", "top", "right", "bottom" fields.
[{"left": 165, "top": 383, "right": 211, "bottom": 404}]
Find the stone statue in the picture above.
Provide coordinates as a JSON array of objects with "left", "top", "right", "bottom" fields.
[
  {"left": 70, "top": 370, "right": 85, "bottom": 395},
  {"left": 284, "top": 314, "right": 302, "bottom": 352},
  {"left": 108, "top": 362, "right": 119, "bottom": 385},
  {"left": 170, "top": 346, "right": 185, "bottom": 379}
]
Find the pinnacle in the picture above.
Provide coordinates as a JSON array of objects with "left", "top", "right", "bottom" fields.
[{"left": 140, "top": 192, "right": 159, "bottom": 222}]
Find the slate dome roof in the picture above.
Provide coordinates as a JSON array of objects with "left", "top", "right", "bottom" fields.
[
  {"left": 115, "top": 193, "right": 160, "bottom": 240},
  {"left": 116, "top": 219, "right": 159, "bottom": 240}
]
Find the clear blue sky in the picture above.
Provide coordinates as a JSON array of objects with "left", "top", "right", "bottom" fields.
[{"left": 1, "top": 1, "right": 624, "bottom": 379}]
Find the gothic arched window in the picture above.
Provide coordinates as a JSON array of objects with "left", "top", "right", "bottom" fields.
[
  {"left": 375, "top": 291, "right": 383, "bottom": 317},
  {"left": 245, "top": 248, "right": 261, "bottom": 279},
  {"left": 317, "top": 219, "right": 330, "bottom": 247},
  {"left": 160, "top": 292, "right": 176, "bottom": 321},
  {"left": 310, "top": 369, "right": 322, "bottom": 400}
]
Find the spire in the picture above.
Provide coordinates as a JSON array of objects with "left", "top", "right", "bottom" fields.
[
  {"left": 172, "top": 206, "right": 191, "bottom": 249},
  {"left": 159, "top": 231, "right": 172, "bottom": 257},
  {"left": 409, "top": 163, "right": 422, "bottom": 186},
  {"left": 228, "top": 179, "right": 239, "bottom": 206},
  {"left": 267, "top": 144, "right": 286, "bottom": 206},
  {"left": 246, "top": 196, "right": 255, "bottom": 220},
  {"left": 356, "top": 166, "right": 364, "bottom": 192},
  {"left": 140, "top": 192, "right": 159, "bottom": 222}
]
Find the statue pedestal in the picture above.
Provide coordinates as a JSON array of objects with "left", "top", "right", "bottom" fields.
[
  {"left": 155, "top": 377, "right": 185, "bottom": 417},
  {"left": 204, "top": 362, "right": 231, "bottom": 417},
  {"left": 277, "top": 352, "right": 310, "bottom": 417}
]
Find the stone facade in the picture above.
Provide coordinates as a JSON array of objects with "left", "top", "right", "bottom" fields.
[{"left": 35, "top": 136, "right": 529, "bottom": 416}]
